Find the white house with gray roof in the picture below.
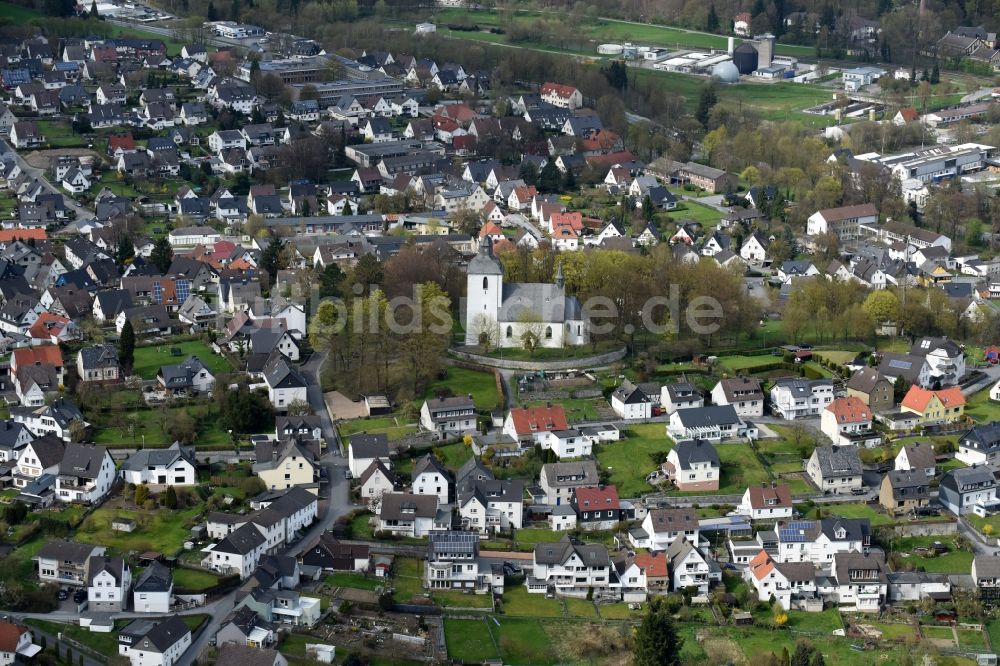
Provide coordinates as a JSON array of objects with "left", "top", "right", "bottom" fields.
[
  {"left": 420, "top": 395, "right": 476, "bottom": 438},
  {"left": 667, "top": 405, "right": 750, "bottom": 442},
  {"left": 87, "top": 555, "right": 131, "bottom": 612},
  {"left": 806, "top": 445, "right": 862, "bottom": 495},
  {"left": 124, "top": 616, "right": 191, "bottom": 666},
  {"left": 539, "top": 460, "right": 599, "bottom": 505},
  {"left": 133, "top": 561, "right": 173, "bottom": 613},
  {"left": 120, "top": 442, "right": 197, "bottom": 486},
  {"left": 157, "top": 356, "right": 214, "bottom": 395},
  {"left": 455, "top": 458, "right": 523, "bottom": 533},
  {"left": 55, "top": 443, "right": 114, "bottom": 503},
  {"left": 348, "top": 434, "right": 391, "bottom": 478},
  {"left": 957, "top": 422, "right": 1000, "bottom": 467},
  {"left": 938, "top": 465, "right": 999, "bottom": 516},
  {"left": 76, "top": 344, "right": 121, "bottom": 384},
  {"left": 527, "top": 535, "right": 613, "bottom": 598},
  {"left": 769, "top": 378, "right": 834, "bottom": 419},
  {"left": 262, "top": 356, "right": 307, "bottom": 411}
]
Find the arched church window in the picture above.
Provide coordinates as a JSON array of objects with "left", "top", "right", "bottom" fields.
[
  {"left": 545, "top": 326, "right": 552, "bottom": 339},
  {"left": 482, "top": 276, "right": 488, "bottom": 290},
  {"left": 506, "top": 326, "right": 512, "bottom": 338}
]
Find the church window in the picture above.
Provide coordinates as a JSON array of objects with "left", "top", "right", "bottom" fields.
[
  {"left": 506, "top": 326, "right": 512, "bottom": 338},
  {"left": 545, "top": 326, "right": 552, "bottom": 339},
  {"left": 482, "top": 276, "right": 488, "bottom": 290}
]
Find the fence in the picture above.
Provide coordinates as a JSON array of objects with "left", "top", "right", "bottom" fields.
[{"left": 449, "top": 347, "right": 627, "bottom": 371}]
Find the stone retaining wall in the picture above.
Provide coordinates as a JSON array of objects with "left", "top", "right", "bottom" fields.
[{"left": 449, "top": 347, "right": 627, "bottom": 371}]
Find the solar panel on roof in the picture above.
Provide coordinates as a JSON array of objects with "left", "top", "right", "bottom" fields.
[{"left": 888, "top": 359, "right": 911, "bottom": 369}]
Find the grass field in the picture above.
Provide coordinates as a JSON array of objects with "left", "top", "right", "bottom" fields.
[
  {"left": 921, "top": 625, "right": 955, "bottom": 642},
  {"left": 894, "top": 535, "right": 973, "bottom": 574},
  {"left": 338, "top": 416, "right": 419, "bottom": 441},
  {"left": 867, "top": 622, "right": 916, "bottom": 641},
  {"left": 594, "top": 423, "right": 670, "bottom": 497},
  {"left": 87, "top": 401, "right": 232, "bottom": 447},
  {"left": 525, "top": 397, "right": 603, "bottom": 421},
  {"left": 392, "top": 557, "right": 426, "bottom": 603},
  {"left": 816, "top": 502, "right": 893, "bottom": 526},
  {"left": 670, "top": 200, "right": 724, "bottom": 228},
  {"left": 75, "top": 505, "right": 203, "bottom": 555},
  {"left": 444, "top": 618, "right": 498, "bottom": 663},
  {"left": 131, "top": 340, "right": 233, "bottom": 380},
  {"left": 718, "top": 354, "right": 781, "bottom": 372},
  {"left": 425, "top": 366, "right": 500, "bottom": 411},
  {"left": 966, "top": 387, "right": 1000, "bottom": 424},
  {"left": 501, "top": 586, "right": 564, "bottom": 618},
  {"left": 172, "top": 567, "right": 222, "bottom": 591},
  {"left": 325, "top": 572, "right": 384, "bottom": 591}
]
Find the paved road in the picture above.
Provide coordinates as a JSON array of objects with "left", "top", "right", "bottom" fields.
[
  {"left": 1, "top": 138, "right": 92, "bottom": 220},
  {"left": 302, "top": 351, "right": 343, "bottom": 455},
  {"left": 962, "top": 363, "right": 1000, "bottom": 397}
]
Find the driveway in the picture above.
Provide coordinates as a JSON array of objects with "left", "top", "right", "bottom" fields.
[
  {"left": 325, "top": 391, "right": 367, "bottom": 421},
  {"left": 0, "top": 138, "right": 92, "bottom": 220},
  {"left": 300, "top": 352, "right": 342, "bottom": 454}
]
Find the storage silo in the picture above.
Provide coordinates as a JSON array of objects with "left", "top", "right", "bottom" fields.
[
  {"left": 733, "top": 42, "right": 758, "bottom": 75},
  {"left": 711, "top": 60, "right": 741, "bottom": 84}
]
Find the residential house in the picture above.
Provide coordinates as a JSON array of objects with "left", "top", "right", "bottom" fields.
[
  {"left": 157, "top": 355, "right": 215, "bottom": 395},
  {"left": 55, "top": 443, "right": 115, "bottom": 503},
  {"left": 572, "top": 485, "right": 622, "bottom": 531},
  {"left": 348, "top": 434, "right": 390, "bottom": 478},
  {"left": 899, "top": 386, "right": 966, "bottom": 425},
  {"left": 36, "top": 540, "right": 105, "bottom": 587},
  {"left": 879, "top": 469, "right": 930, "bottom": 516},
  {"left": 202, "top": 522, "right": 270, "bottom": 579},
  {"left": 774, "top": 517, "right": 871, "bottom": 564},
  {"left": 537, "top": 429, "right": 593, "bottom": 459},
  {"left": 538, "top": 460, "right": 599, "bottom": 506},
  {"left": 894, "top": 441, "right": 936, "bottom": 478},
  {"left": 806, "top": 203, "right": 879, "bottom": 241},
  {"left": 412, "top": 455, "right": 451, "bottom": 504},
  {"left": 711, "top": 377, "right": 765, "bottom": 418},
  {"left": 357, "top": 460, "right": 398, "bottom": 507},
  {"left": 132, "top": 561, "right": 174, "bottom": 613},
  {"left": 263, "top": 356, "right": 308, "bottom": 412},
  {"left": 527, "top": 536, "right": 613, "bottom": 598},
  {"left": 76, "top": 345, "right": 120, "bottom": 384},
  {"left": 87, "top": 555, "right": 131, "bottom": 612},
  {"left": 820, "top": 397, "right": 879, "bottom": 448},
  {"left": 806, "top": 445, "right": 863, "bottom": 495},
  {"left": 823, "top": 552, "right": 887, "bottom": 611},
  {"left": 628, "top": 508, "right": 700, "bottom": 552},
  {"left": 252, "top": 438, "right": 318, "bottom": 493},
  {"left": 769, "top": 378, "right": 834, "bottom": 419},
  {"left": 846, "top": 368, "right": 894, "bottom": 413},
  {"left": 745, "top": 549, "right": 818, "bottom": 611},
  {"left": 938, "top": 466, "right": 999, "bottom": 516},
  {"left": 377, "top": 492, "right": 441, "bottom": 538},
  {"left": 660, "top": 382, "right": 704, "bottom": 414},
  {"left": 957, "top": 422, "right": 1000, "bottom": 466},
  {"left": 420, "top": 396, "right": 476, "bottom": 439},
  {"left": 737, "top": 483, "right": 793, "bottom": 521},
  {"left": 610, "top": 379, "right": 653, "bottom": 420},
  {"left": 740, "top": 231, "right": 771, "bottom": 264},
  {"left": 0, "top": 621, "right": 39, "bottom": 663},
  {"left": 300, "top": 534, "right": 370, "bottom": 572},
  {"left": 120, "top": 442, "right": 197, "bottom": 486},
  {"left": 425, "top": 530, "right": 488, "bottom": 592},
  {"left": 667, "top": 405, "right": 748, "bottom": 443},
  {"left": 124, "top": 616, "right": 191, "bottom": 666},
  {"left": 665, "top": 536, "right": 711, "bottom": 594},
  {"left": 663, "top": 439, "right": 719, "bottom": 491},
  {"left": 455, "top": 458, "right": 523, "bottom": 534},
  {"left": 909, "top": 336, "right": 966, "bottom": 387}
]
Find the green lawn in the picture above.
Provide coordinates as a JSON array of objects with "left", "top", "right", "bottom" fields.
[
  {"left": 965, "top": 387, "right": 1000, "bottom": 424},
  {"left": 785, "top": 608, "right": 843, "bottom": 633},
  {"left": 348, "top": 512, "right": 376, "bottom": 539},
  {"left": 594, "top": 423, "right": 670, "bottom": 497},
  {"left": 75, "top": 505, "right": 203, "bottom": 555},
  {"left": 563, "top": 597, "right": 598, "bottom": 618},
  {"left": 172, "top": 567, "right": 222, "bottom": 591},
  {"left": 432, "top": 589, "right": 494, "bottom": 609},
  {"left": 957, "top": 628, "right": 988, "bottom": 650},
  {"left": 444, "top": 618, "right": 499, "bottom": 663},
  {"left": 392, "top": 557, "right": 426, "bottom": 603},
  {"left": 964, "top": 513, "right": 1000, "bottom": 538},
  {"left": 526, "top": 397, "right": 603, "bottom": 422},
  {"left": 425, "top": 366, "right": 500, "bottom": 411},
  {"left": 131, "top": 340, "right": 233, "bottom": 380},
  {"left": 894, "top": 535, "right": 973, "bottom": 574},
  {"left": 338, "top": 416, "right": 419, "bottom": 441},
  {"left": 501, "top": 586, "right": 563, "bottom": 617},
  {"left": 0, "top": 1, "right": 43, "bottom": 22},
  {"left": 813, "top": 350, "right": 859, "bottom": 366},
  {"left": 28, "top": 618, "right": 123, "bottom": 656},
  {"left": 35, "top": 120, "right": 89, "bottom": 149},
  {"left": 670, "top": 200, "right": 723, "bottom": 229},
  {"left": 868, "top": 622, "right": 916, "bottom": 641},
  {"left": 921, "top": 625, "right": 955, "bottom": 642},
  {"left": 515, "top": 527, "right": 571, "bottom": 547},
  {"left": 816, "top": 502, "right": 893, "bottom": 526},
  {"left": 598, "top": 602, "right": 645, "bottom": 619},
  {"left": 325, "top": 572, "right": 384, "bottom": 591},
  {"left": 718, "top": 354, "right": 781, "bottom": 372},
  {"left": 87, "top": 402, "right": 232, "bottom": 448}
]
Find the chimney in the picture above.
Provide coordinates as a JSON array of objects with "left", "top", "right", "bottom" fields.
[{"left": 727, "top": 36, "right": 734, "bottom": 56}]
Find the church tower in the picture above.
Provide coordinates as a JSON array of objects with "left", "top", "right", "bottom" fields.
[{"left": 465, "top": 238, "right": 504, "bottom": 346}]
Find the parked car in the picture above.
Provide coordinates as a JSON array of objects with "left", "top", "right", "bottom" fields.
[
  {"left": 73, "top": 590, "right": 87, "bottom": 604},
  {"left": 56, "top": 589, "right": 68, "bottom": 601}
]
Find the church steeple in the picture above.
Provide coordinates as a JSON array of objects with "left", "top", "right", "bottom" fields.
[{"left": 555, "top": 261, "right": 564, "bottom": 289}]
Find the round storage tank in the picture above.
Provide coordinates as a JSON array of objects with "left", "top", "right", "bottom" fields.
[
  {"left": 598, "top": 43, "right": 624, "bottom": 55},
  {"left": 711, "top": 60, "right": 740, "bottom": 84},
  {"left": 733, "top": 42, "right": 758, "bottom": 75}
]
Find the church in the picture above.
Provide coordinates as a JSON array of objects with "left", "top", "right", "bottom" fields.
[{"left": 465, "top": 239, "right": 588, "bottom": 348}]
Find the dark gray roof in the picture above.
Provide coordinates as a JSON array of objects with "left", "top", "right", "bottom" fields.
[
  {"left": 120, "top": 441, "right": 195, "bottom": 472},
  {"left": 215, "top": 645, "right": 284, "bottom": 666},
  {"left": 812, "top": 445, "right": 862, "bottom": 478},
  {"left": 646, "top": 508, "right": 698, "bottom": 534},
  {"left": 673, "top": 405, "right": 741, "bottom": 428},
  {"left": 412, "top": 454, "right": 450, "bottom": 480},
  {"left": 664, "top": 382, "right": 699, "bottom": 401},
  {"left": 379, "top": 492, "right": 438, "bottom": 520},
  {"left": 910, "top": 336, "right": 963, "bottom": 359},
  {"left": 134, "top": 616, "right": 189, "bottom": 653},
  {"left": 899, "top": 442, "right": 936, "bottom": 469},
  {"left": 974, "top": 555, "right": 1000, "bottom": 580},
  {"left": 78, "top": 344, "right": 119, "bottom": 370},
  {"left": 534, "top": 535, "right": 608, "bottom": 567},
  {"left": 541, "top": 460, "right": 599, "bottom": 488},
  {"left": 212, "top": 522, "right": 267, "bottom": 556},
  {"left": 772, "top": 378, "right": 832, "bottom": 398},
  {"left": 961, "top": 423, "right": 1000, "bottom": 454},
  {"left": 133, "top": 560, "right": 172, "bottom": 593},
  {"left": 58, "top": 443, "right": 109, "bottom": 480},
  {"left": 350, "top": 434, "right": 389, "bottom": 459},
  {"left": 37, "top": 540, "right": 99, "bottom": 564},
  {"left": 846, "top": 367, "right": 888, "bottom": 393},
  {"left": 833, "top": 551, "right": 887, "bottom": 585},
  {"left": 428, "top": 530, "right": 479, "bottom": 557},
  {"left": 22, "top": 435, "right": 66, "bottom": 469},
  {"left": 671, "top": 439, "right": 719, "bottom": 470},
  {"left": 263, "top": 355, "right": 307, "bottom": 389},
  {"left": 940, "top": 466, "right": 997, "bottom": 495},
  {"left": 884, "top": 469, "right": 929, "bottom": 501},
  {"left": 87, "top": 555, "right": 126, "bottom": 585}
]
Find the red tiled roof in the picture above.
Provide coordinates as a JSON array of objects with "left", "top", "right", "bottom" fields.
[
  {"left": 541, "top": 82, "right": 579, "bottom": 99},
  {"left": 901, "top": 386, "right": 966, "bottom": 413},
  {"left": 748, "top": 549, "right": 775, "bottom": 581},
  {"left": 13, "top": 344, "right": 63, "bottom": 370},
  {"left": 824, "top": 396, "right": 872, "bottom": 423},
  {"left": 634, "top": 552, "right": 667, "bottom": 577},
  {"left": 574, "top": 485, "right": 620, "bottom": 510},
  {"left": 0, "top": 621, "right": 28, "bottom": 652},
  {"left": 507, "top": 405, "right": 568, "bottom": 435},
  {"left": 0, "top": 228, "right": 46, "bottom": 243},
  {"left": 747, "top": 483, "right": 792, "bottom": 509}
]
